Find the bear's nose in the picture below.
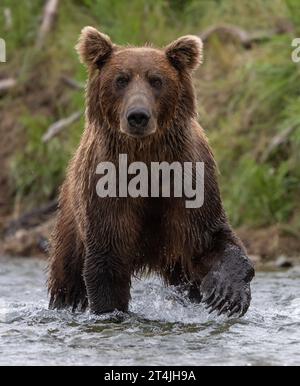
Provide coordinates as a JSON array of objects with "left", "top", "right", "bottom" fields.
[{"left": 127, "top": 109, "right": 150, "bottom": 129}]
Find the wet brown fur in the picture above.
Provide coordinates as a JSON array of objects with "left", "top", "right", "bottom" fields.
[{"left": 48, "top": 28, "right": 247, "bottom": 313}]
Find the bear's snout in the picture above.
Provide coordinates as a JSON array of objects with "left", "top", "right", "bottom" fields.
[
  {"left": 127, "top": 108, "right": 150, "bottom": 131},
  {"left": 120, "top": 92, "right": 157, "bottom": 138}
]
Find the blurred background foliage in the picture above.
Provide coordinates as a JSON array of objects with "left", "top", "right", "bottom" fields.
[{"left": 0, "top": 0, "right": 299, "bottom": 232}]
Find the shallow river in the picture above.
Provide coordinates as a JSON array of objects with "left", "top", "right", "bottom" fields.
[{"left": 0, "top": 257, "right": 299, "bottom": 366}]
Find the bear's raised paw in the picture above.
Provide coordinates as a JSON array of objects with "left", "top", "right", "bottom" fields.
[{"left": 200, "top": 252, "right": 254, "bottom": 318}]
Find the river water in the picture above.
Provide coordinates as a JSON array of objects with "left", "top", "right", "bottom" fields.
[{"left": 0, "top": 257, "right": 299, "bottom": 366}]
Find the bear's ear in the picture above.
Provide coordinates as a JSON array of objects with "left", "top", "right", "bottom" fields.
[
  {"left": 165, "top": 35, "right": 203, "bottom": 72},
  {"left": 76, "top": 26, "right": 114, "bottom": 69}
]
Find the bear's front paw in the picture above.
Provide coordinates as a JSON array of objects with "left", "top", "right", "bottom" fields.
[{"left": 200, "top": 256, "right": 254, "bottom": 318}]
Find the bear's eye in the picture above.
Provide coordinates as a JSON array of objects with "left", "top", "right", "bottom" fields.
[
  {"left": 149, "top": 76, "right": 163, "bottom": 89},
  {"left": 116, "top": 75, "right": 130, "bottom": 89}
]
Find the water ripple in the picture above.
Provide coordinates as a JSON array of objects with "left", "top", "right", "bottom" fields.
[{"left": 0, "top": 257, "right": 299, "bottom": 366}]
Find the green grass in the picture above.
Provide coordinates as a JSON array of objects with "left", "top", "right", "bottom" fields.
[
  {"left": 10, "top": 113, "right": 74, "bottom": 204},
  {"left": 0, "top": 0, "right": 299, "bottom": 229},
  {"left": 199, "top": 32, "right": 300, "bottom": 227}
]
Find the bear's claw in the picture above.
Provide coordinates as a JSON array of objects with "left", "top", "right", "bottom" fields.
[
  {"left": 200, "top": 253, "right": 254, "bottom": 318},
  {"left": 201, "top": 278, "right": 251, "bottom": 317}
]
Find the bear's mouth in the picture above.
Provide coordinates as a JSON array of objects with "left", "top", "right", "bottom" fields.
[{"left": 120, "top": 126, "right": 156, "bottom": 139}]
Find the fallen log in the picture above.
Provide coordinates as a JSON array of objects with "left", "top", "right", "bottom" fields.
[
  {"left": 0, "top": 78, "right": 17, "bottom": 93},
  {"left": 2, "top": 217, "right": 56, "bottom": 257},
  {"left": 42, "top": 110, "right": 82, "bottom": 143},
  {"left": 4, "top": 199, "right": 58, "bottom": 238},
  {"left": 200, "top": 23, "right": 291, "bottom": 49}
]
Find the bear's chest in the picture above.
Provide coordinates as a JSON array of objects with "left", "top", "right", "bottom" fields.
[{"left": 139, "top": 198, "right": 193, "bottom": 261}]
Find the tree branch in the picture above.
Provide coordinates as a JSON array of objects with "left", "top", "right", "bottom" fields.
[
  {"left": 4, "top": 8, "right": 13, "bottom": 30},
  {"left": 61, "top": 75, "right": 85, "bottom": 90},
  {"left": 260, "top": 126, "right": 297, "bottom": 162},
  {"left": 36, "top": 0, "right": 60, "bottom": 49},
  {"left": 42, "top": 111, "right": 82, "bottom": 143}
]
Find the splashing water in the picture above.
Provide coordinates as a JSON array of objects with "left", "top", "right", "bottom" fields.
[{"left": 0, "top": 257, "right": 299, "bottom": 366}]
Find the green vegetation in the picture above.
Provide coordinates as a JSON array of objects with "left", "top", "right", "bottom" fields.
[{"left": 0, "top": 0, "right": 299, "bottom": 230}]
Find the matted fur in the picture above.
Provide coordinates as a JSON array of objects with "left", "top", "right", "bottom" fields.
[{"left": 48, "top": 28, "right": 254, "bottom": 315}]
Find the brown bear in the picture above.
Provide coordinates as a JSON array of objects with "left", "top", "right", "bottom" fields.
[{"left": 48, "top": 27, "right": 254, "bottom": 317}]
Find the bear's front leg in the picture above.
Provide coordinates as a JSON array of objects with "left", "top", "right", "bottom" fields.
[
  {"left": 84, "top": 250, "right": 131, "bottom": 314},
  {"left": 201, "top": 243, "right": 255, "bottom": 318}
]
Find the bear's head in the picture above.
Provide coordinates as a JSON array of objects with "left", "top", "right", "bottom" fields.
[{"left": 76, "top": 27, "right": 203, "bottom": 139}]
